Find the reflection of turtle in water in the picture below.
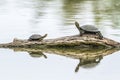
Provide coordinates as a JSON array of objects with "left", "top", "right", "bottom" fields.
[
  {"left": 28, "top": 34, "right": 47, "bottom": 41},
  {"left": 75, "top": 21, "right": 103, "bottom": 39},
  {"left": 75, "top": 55, "right": 103, "bottom": 72},
  {"left": 29, "top": 51, "right": 47, "bottom": 58}
]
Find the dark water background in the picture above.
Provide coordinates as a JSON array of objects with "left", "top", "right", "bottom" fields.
[{"left": 0, "top": 0, "right": 120, "bottom": 80}]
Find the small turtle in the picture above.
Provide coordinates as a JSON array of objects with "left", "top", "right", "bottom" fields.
[
  {"left": 28, "top": 34, "right": 47, "bottom": 41},
  {"left": 75, "top": 21, "right": 103, "bottom": 39}
]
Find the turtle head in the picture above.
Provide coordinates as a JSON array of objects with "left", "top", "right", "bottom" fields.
[
  {"left": 42, "top": 34, "right": 48, "bottom": 38},
  {"left": 75, "top": 21, "right": 80, "bottom": 27},
  {"left": 75, "top": 21, "right": 81, "bottom": 30}
]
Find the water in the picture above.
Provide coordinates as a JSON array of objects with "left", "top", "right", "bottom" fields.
[{"left": 0, "top": 0, "right": 120, "bottom": 80}]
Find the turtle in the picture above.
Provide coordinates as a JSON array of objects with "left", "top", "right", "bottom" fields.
[
  {"left": 28, "top": 34, "right": 47, "bottom": 41},
  {"left": 75, "top": 21, "right": 103, "bottom": 39}
]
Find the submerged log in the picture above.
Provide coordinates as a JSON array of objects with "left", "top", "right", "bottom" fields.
[{"left": 0, "top": 34, "right": 120, "bottom": 49}]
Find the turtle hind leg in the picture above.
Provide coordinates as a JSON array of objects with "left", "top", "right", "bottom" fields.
[
  {"left": 96, "top": 31, "right": 103, "bottom": 39},
  {"left": 38, "top": 38, "right": 43, "bottom": 41}
]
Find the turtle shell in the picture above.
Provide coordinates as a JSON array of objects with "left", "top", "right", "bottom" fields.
[
  {"left": 81, "top": 25, "right": 99, "bottom": 32},
  {"left": 29, "top": 34, "right": 42, "bottom": 40}
]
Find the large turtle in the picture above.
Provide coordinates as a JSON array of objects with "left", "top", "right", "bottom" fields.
[
  {"left": 75, "top": 21, "right": 103, "bottom": 39},
  {"left": 28, "top": 34, "right": 47, "bottom": 41}
]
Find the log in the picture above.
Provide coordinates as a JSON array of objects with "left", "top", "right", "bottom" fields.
[{"left": 0, "top": 34, "right": 120, "bottom": 49}]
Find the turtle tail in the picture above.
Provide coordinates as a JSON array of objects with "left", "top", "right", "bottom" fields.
[{"left": 42, "top": 34, "right": 48, "bottom": 38}]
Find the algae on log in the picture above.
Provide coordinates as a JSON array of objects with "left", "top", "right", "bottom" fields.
[{"left": 0, "top": 34, "right": 120, "bottom": 49}]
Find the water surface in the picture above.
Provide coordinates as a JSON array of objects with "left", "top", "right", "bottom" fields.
[{"left": 0, "top": 0, "right": 120, "bottom": 80}]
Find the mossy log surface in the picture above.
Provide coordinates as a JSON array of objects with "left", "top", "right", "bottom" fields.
[{"left": 0, "top": 34, "right": 120, "bottom": 49}]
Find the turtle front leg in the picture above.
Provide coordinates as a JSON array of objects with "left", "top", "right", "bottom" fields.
[
  {"left": 96, "top": 31, "right": 103, "bottom": 39},
  {"left": 39, "top": 38, "right": 43, "bottom": 41},
  {"left": 80, "top": 30, "right": 84, "bottom": 36}
]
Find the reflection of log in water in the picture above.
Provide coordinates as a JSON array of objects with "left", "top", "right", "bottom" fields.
[
  {"left": 12, "top": 47, "right": 119, "bottom": 59},
  {"left": 10, "top": 47, "right": 119, "bottom": 72}
]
